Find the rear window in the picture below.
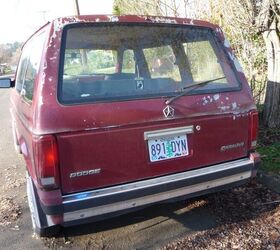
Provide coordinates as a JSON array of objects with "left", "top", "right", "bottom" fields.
[{"left": 59, "top": 23, "right": 240, "bottom": 104}]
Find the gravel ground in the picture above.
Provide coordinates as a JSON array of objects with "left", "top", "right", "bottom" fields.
[{"left": 163, "top": 181, "right": 280, "bottom": 250}]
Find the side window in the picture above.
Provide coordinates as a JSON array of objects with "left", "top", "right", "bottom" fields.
[
  {"left": 183, "top": 41, "right": 225, "bottom": 82},
  {"left": 15, "top": 32, "right": 45, "bottom": 101},
  {"left": 15, "top": 47, "right": 30, "bottom": 93},
  {"left": 143, "top": 46, "right": 181, "bottom": 82},
  {"left": 63, "top": 49, "right": 117, "bottom": 75},
  {"left": 122, "top": 50, "right": 135, "bottom": 74}
]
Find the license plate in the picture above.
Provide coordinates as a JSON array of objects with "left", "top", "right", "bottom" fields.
[{"left": 148, "top": 134, "right": 189, "bottom": 162}]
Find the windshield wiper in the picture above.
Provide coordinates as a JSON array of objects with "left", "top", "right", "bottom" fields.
[{"left": 165, "top": 76, "right": 226, "bottom": 105}]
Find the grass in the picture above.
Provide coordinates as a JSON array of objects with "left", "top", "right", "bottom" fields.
[
  {"left": 257, "top": 119, "right": 280, "bottom": 175},
  {"left": 257, "top": 142, "right": 280, "bottom": 174}
]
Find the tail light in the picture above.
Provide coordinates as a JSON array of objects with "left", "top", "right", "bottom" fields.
[
  {"left": 33, "top": 135, "right": 60, "bottom": 190},
  {"left": 248, "top": 111, "right": 258, "bottom": 150}
]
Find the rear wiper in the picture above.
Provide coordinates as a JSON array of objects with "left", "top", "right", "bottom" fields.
[{"left": 165, "top": 76, "right": 226, "bottom": 105}]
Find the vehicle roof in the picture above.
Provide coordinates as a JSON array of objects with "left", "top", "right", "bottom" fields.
[{"left": 24, "top": 14, "right": 221, "bottom": 45}]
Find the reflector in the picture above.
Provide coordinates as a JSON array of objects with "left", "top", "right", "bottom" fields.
[{"left": 33, "top": 135, "right": 59, "bottom": 189}]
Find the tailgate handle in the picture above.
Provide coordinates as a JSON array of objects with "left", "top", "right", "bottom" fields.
[{"left": 144, "top": 125, "right": 194, "bottom": 140}]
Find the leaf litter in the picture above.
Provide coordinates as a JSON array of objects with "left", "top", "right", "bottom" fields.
[{"left": 163, "top": 182, "right": 280, "bottom": 250}]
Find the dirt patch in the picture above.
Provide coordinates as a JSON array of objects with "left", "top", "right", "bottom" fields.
[
  {"left": 163, "top": 182, "right": 280, "bottom": 250},
  {"left": 0, "top": 197, "right": 22, "bottom": 226},
  {"left": 2, "top": 165, "right": 25, "bottom": 191}
]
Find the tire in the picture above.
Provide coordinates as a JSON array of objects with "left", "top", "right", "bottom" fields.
[{"left": 26, "top": 172, "right": 61, "bottom": 237}]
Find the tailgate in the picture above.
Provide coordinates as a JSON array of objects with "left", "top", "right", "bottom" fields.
[{"left": 57, "top": 113, "right": 249, "bottom": 194}]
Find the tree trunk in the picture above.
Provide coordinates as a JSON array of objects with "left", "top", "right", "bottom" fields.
[{"left": 263, "top": 17, "right": 280, "bottom": 128}]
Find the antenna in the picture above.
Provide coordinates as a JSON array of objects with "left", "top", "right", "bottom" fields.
[{"left": 74, "top": 0, "right": 80, "bottom": 15}]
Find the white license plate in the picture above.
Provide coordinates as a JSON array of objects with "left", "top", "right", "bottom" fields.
[{"left": 148, "top": 134, "right": 189, "bottom": 162}]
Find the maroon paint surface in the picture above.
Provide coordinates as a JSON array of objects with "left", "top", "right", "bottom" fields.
[{"left": 10, "top": 15, "right": 257, "bottom": 198}]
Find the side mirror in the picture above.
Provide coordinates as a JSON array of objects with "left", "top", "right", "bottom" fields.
[{"left": 0, "top": 78, "right": 14, "bottom": 88}]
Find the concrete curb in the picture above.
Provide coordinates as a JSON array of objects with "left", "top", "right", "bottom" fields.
[{"left": 257, "top": 170, "right": 280, "bottom": 194}]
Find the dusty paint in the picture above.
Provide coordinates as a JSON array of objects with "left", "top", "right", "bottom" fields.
[{"left": 149, "top": 16, "right": 177, "bottom": 24}]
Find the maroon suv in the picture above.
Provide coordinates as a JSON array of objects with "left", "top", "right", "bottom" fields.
[{"left": 0, "top": 15, "right": 260, "bottom": 237}]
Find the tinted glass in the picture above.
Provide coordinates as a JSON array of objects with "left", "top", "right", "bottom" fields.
[
  {"left": 15, "top": 46, "right": 30, "bottom": 93},
  {"left": 23, "top": 33, "right": 45, "bottom": 100},
  {"left": 60, "top": 24, "right": 239, "bottom": 104}
]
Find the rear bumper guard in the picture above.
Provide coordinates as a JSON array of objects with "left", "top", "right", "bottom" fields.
[{"left": 59, "top": 155, "right": 260, "bottom": 225}]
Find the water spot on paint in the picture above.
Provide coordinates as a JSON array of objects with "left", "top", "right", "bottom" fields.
[
  {"left": 213, "top": 94, "right": 220, "bottom": 101},
  {"left": 109, "top": 16, "right": 119, "bottom": 22},
  {"left": 218, "top": 105, "right": 230, "bottom": 111},
  {"left": 232, "top": 102, "right": 237, "bottom": 110}
]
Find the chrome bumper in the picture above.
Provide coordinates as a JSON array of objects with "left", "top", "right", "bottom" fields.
[{"left": 61, "top": 156, "right": 259, "bottom": 225}]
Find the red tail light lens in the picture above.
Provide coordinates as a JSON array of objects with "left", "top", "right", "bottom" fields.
[
  {"left": 249, "top": 111, "right": 258, "bottom": 150},
  {"left": 33, "top": 135, "right": 60, "bottom": 189}
]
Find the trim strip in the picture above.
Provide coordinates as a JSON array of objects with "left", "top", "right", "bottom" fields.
[
  {"left": 63, "top": 171, "right": 250, "bottom": 222},
  {"left": 63, "top": 158, "right": 253, "bottom": 205},
  {"left": 144, "top": 125, "right": 194, "bottom": 140}
]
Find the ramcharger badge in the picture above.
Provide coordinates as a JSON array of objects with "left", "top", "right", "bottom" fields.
[
  {"left": 70, "top": 168, "right": 101, "bottom": 178},
  {"left": 220, "top": 142, "right": 245, "bottom": 152}
]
